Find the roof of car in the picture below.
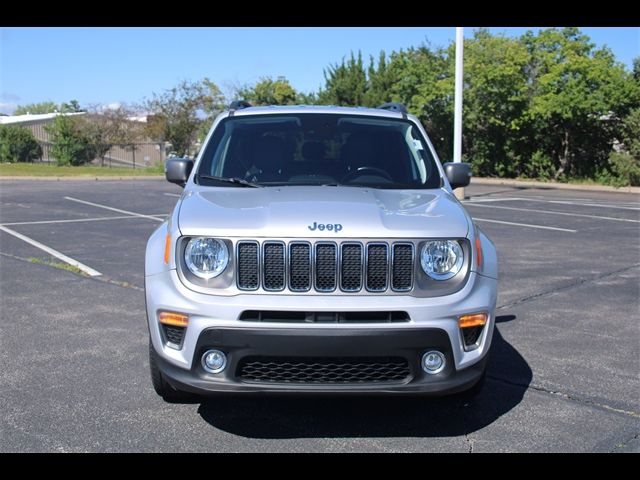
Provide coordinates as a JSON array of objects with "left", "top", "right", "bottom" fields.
[{"left": 230, "top": 104, "right": 409, "bottom": 119}]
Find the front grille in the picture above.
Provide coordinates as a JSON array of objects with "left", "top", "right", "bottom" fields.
[
  {"left": 236, "top": 240, "right": 414, "bottom": 293},
  {"left": 237, "top": 356, "right": 411, "bottom": 384},
  {"left": 162, "top": 325, "right": 185, "bottom": 347}
]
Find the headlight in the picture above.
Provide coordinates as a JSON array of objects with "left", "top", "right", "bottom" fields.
[
  {"left": 184, "top": 237, "right": 229, "bottom": 279},
  {"left": 420, "top": 240, "right": 464, "bottom": 280}
]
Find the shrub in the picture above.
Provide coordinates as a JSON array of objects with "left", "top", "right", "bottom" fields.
[
  {"left": 45, "top": 116, "right": 95, "bottom": 166},
  {"left": 0, "top": 125, "right": 42, "bottom": 163},
  {"left": 607, "top": 151, "right": 640, "bottom": 187}
]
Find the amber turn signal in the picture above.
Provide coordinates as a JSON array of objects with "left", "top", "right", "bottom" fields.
[
  {"left": 458, "top": 313, "right": 487, "bottom": 329},
  {"left": 475, "top": 236, "right": 483, "bottom": 268},
  {"left": 163, "top": 233, "right": 171, "bottom": 265},
  {"left": 159, "top": 311, "right": 189, "bottom": 327}
]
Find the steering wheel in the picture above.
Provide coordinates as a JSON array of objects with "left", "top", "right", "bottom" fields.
[{"left": 341, "top": 166, "right": 394, "bottom": 183}]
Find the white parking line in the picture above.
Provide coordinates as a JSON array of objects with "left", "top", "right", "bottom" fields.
[
  {"left": 0, "top": 214, "right": 169, "bottom": 227},
  {"left": 64, "top": 197, "right": 165, "bottom": 222},
  {"left": 465, "top": 197, "right": 524, "bottom": 203},
  {"left": 473, "top": 217, "right": 577, "bottom": 233},
  {"left": 163, "top": 193, "right": 181, "bottom": 198},
  {"left": 465, "top": 203, "right": 640, "bottom": 223},
  {"left": 466, "top": 197, "right": 640, "bottom": 211},
  {"left": 0, "top": 225, "right": 102, "bottom": 276}
]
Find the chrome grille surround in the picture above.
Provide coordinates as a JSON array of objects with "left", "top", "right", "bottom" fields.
[{"left": 236, "top": 239, "right": 416, "bottom": 294}]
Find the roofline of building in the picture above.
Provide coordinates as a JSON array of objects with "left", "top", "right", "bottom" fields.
[{"left": 0, "top": 112, "right": 86, "bottom": 125}]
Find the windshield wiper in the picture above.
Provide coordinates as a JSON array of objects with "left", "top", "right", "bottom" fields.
[{"left": 197, "top": 174, "right": 262, "bottom": 188}]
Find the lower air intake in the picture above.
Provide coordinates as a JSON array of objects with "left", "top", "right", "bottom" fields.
[{"left": 237, "top": 356, "right": 411, "bottom": 384}]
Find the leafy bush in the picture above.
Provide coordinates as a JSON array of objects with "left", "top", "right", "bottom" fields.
[
  {"left": 45, "top": 116, "right": 95, "bottom": 166},
  {"left": 0, "top": 125, "right": 42, "bottom": 163},
  {"left": 607, "top": 152, "right": 640, "bottom": 187},
  {"left": 524, "top": 151, "right": 555, "bottom": 181}
]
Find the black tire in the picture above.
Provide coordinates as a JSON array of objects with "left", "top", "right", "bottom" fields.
[{"left": 149, "top": 340, "right": 197, "bottom": 403}]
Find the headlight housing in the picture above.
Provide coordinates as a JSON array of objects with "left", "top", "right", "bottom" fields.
[
  {"left": 184, "top": 237, "right": 229, "bottom": 279},
  {"left": 420, "top": 240, "right": 464, "bottom": 280}
]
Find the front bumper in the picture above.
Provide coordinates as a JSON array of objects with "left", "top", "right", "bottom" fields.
[
  {"left": 155, "top": 326, "right": 490, "bottom": 395},
  {"left": 146, "top": 269, "right": 497, "bottom": 395}
]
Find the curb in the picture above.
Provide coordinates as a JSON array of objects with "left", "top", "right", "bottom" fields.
[
  {"left": 471, "top": 177, "right": 640, "bottom": 194},
  {"left": 0, "top": 175, "right": 166, "bottom": 181}
]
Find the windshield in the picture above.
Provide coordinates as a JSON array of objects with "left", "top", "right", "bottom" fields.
[{"left": 196, "top": 113, "right": 442, "bottom": 189}]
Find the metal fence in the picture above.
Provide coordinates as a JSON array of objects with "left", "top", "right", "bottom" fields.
[{"left": 38, "top": 142, "right": 166, "bottom": 169}]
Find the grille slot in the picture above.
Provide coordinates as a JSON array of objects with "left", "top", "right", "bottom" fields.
[
  {"left": 340, "top": 243, "right": 363, "bottom": 292},
  {"left": 366, "top": 244, "right": 389, "bottom": 292},
  {"left": 237, "top": 241, "right": 259, "bottom": 290},
  {"left": 238, "top": 356, "right": 412, "bottom": 384},
  {"left": 315, "top": 243, "right": 337, "bottom": 292},
  {"left": 392, "top": 243, "right": 414, "bottom": 291},
  {"left": 289, "top": 242, "right": 311, "bottom": 291},
  {"left": 263, "top": 242, "right": 285, "bottom": 291}
]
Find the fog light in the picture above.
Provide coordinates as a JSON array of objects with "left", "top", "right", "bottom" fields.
[
  {"left": 422, "top": 350, "right": 446, "bottom": 374},
  {"left": 202, "top": 349, "right": 227, "bottom": 374}
]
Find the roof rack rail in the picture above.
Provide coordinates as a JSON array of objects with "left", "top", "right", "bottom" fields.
[
  {"left": 377, "top": 102, "right": 407, "bottom": 114},
  {"left": 229, "top": 100, "right": 252, "bottom": 111}
]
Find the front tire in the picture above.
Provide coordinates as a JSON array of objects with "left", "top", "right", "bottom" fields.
[{"left": 149, "top": 340, "right": 197, "bottom": 403}]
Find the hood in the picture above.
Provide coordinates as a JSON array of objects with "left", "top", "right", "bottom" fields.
[{"left": 177, "top": 186, "right": 470, "bottom": 239}]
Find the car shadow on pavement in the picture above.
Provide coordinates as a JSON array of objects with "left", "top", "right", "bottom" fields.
[{"left": 197, "top": 315, "right": 531, "bottom": 439}]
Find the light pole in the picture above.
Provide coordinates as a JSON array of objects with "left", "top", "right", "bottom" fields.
[{"left": 453, "top": 26, "right": 465, "bottom": 200}]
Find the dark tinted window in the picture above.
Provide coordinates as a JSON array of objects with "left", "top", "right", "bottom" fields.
[{"left": 197, "top": 113, "right": 441, "bottom": 189}]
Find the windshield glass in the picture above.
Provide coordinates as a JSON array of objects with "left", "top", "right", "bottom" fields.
[{"left": 196, "top": 113, "right": 441, "bottom": 189}]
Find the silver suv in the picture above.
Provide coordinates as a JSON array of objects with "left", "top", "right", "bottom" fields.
[{"left": 145, "top": 103, "right": 498, "bottom": 401}]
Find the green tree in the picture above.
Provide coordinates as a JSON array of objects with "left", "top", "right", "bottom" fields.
[
  {"left": 459, "top": 30, "right": 531, "bottom": 177},
  {"left": 13, "top": 100, "right": 83, "bottom": 115},
  {"left": 61, "top": 99, "right": 83, "bottom": 113},
  {"left": 318, "top": 52, "right": 367, "bottom": 106},
  {"left": 45, "top": 115, "right": 95, "bottom": 166},
  {"left": 0, "top": 125, "right": 42, "bottom": 162},
  {"left": 363, "top": 51, "right": 397, "bottom": 107},
  {"left": 386, "top": 46, "right": 453, "bottom": 159},
  {"left": 239, "top": 76, "right": 298, "bottom": 105},
  {"left": 13, "top": 101, "right": 59, "bottom": 115},
  {"left": 606, "top": 107, "right": 640, "bottom": 186},
  {"left": 143, "top": 78, "right": 225, "bottom": 157},
  {"left": 81, "top": 107, "right": 139, "bottom": 166},
  {"left": 521, "top": 27, "right": 638, "bottom": 180}
]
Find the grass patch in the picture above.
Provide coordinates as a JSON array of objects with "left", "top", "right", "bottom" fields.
[
  {"left": 27, "top": 257, "right": 87, "bottom": 276},
  {"left": 0, "top": 162, "right": 164, "bottom": 177}
]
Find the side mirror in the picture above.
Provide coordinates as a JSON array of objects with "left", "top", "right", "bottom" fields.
[
  {"left": 443, "top": 162, "right": 471, "bottom": 190},
  {"left": 165, "top": 158, "right": 194, "bottom": 187}
]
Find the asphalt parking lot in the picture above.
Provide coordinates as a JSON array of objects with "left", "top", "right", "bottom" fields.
[{"left": 0, "top": 178, "right": 638, "bottom": 452}]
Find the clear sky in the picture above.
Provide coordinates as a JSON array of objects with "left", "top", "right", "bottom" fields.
[{"left": 1, "top": 27, "right": 638, "bottom": 114}]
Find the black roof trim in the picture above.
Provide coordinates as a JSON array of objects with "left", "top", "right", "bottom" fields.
[{"left": 377, "top": 102, "right": 408, "bottom": 115}]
